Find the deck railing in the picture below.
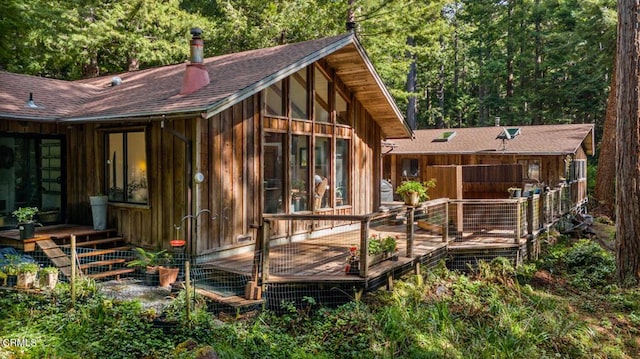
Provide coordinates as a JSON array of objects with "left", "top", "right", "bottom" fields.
[{"left": 257, "top": 184, "right": 583, "bottom": 286}]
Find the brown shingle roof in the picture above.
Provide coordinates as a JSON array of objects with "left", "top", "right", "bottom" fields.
[
  {"left": 389, "top": 124, "right": 594, "bottom": 156},
  {"left": 0, "top": 33, "right": 410, "bottom": 138}
]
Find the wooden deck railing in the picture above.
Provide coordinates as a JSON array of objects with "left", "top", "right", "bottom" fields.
[{"left": 257, "top": 183, "right": 583, "bottom": 285}]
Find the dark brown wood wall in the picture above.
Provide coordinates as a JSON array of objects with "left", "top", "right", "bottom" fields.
[{"left": 197, "top": 95, "right": 260, "bottom": 254}]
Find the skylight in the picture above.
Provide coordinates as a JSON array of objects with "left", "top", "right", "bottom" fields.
[
  {"left": 497, "top": 127, "right": 521, "bottom": 140},
  {"left": 433, "top": 131, "right": 457, "bottom": 142}
]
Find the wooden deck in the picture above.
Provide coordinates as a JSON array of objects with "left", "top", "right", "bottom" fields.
[
  {"left": 201, "top": 223, "right": 448, "bottom": 286},
  {"left": 0, "top": 224, "right": 118, "bottom": 252}
]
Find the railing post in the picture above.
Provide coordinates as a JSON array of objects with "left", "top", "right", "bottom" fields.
[
  {"left": 526, "top": 195, "right": 534, "bottom": 258},
  {"left": 527, "top": 196, "right": 534, "bottom": 237},
  {"left": 359, "top": 218, "right": 370, "bottom": 278},
  {"left": 261, "top": 221, "right": 270, "bottom": 289},
  {"left": 514, "top": 200, "right": 521, "bottom": 244},
  {"left": 406, "top": 206, "right": 415, "bottom": 258},
  {"left": 442, "top": 201, "right": 449, "bottom": 243},
  {"left": 71, "top": 234, "right": 76, "bottom": 307}
]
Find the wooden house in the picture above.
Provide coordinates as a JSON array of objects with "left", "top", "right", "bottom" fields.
[
  {"left": 0, "top": 32, "right": 412, "bottom": 260},
  {"left": 383, "top": 124, "right": 594, "bottom": 206}
]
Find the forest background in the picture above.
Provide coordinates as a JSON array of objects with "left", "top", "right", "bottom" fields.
[{"left": 0, "top": 0, "right": 615, "bottom": 135}]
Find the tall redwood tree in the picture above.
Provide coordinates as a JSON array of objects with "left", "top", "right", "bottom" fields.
[{"left": 615, "top": 0, "right": 640, "bottom": 286}]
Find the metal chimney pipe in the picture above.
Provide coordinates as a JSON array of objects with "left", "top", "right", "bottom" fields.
[{"left": 189, "top": 27, "right": 204, "bottom": 64}]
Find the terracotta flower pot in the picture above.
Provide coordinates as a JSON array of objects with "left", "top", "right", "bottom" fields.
[{"left": 158, "top": 266, "right": 179, "bottom": 287}]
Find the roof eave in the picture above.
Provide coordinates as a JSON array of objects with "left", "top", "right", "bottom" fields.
[
  {"left": 57, "top": 108, "right": 206, "bottom": 124},
  {"left": 350, "top": 37, "right": 412, "bottom": 139}
]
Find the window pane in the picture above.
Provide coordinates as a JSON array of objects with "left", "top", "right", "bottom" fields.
[
  {"left": 264, "top": 133, "right": 285, "bottom": 213},
  {"left": 314, "top": 67, "right": 330, "bottom": 123},
  {"left": 290, "top": 135, "right": 309, "bottom": 212},
  {"left": 0, "top": 136, "right": 64, "bottom": 228},
  {"left": 336, "top": 91, "right": 349, "bottom": 125},
  {"left": 266, "top": 81, "right": 285, "bottom": 116},
  {"left": 108, "top": 133, "right": 124, "bottom": 201},
  {"left": 336, "top": 139, "right": 350, "bottom": 206},
  {"left": 314, "top": 137, "right": 331, "bottom": 209},
  {"left": 291, "top": 69, "right": 308, "bottom": 119},
  {"left": 108, "top": 131, "right": 147, "bottom": 204},
  {"left": 401, "top": 158, "right": 419, "bottom": 178},
  {"left": 127, "top": 132, "right": 147, "bottom": 203}
]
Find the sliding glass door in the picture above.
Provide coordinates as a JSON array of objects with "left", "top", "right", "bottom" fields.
[{"left": 0, "top": 134, "right": 65, "bottom": 229}]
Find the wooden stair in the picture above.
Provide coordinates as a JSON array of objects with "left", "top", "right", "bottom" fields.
[
  {"left": 195, "top": 286, "right": 264, "bottom": 309},
  {"left": 36, "top": 239, "right": 72, "bottom": 277},
  {"left": 37, "top": 231, "right": 136, "bottom": 281}
]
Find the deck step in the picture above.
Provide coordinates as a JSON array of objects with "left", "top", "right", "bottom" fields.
[
  {"left": 60, "top": 237, "right": 126, "bottom": 249},
  {"left": 77, "top": 246, "right": 132, "bottom": 259},
  {"left": 36, "top": 239, "right": 72, "bottom": 278},
  {"left": 87, "top": 268, "right": 135, "bottom": 280},
  {"left": 79, "top": 258, "right": 127, "bottom": 270},
  {"left": 195, "top": 287, "right": 264, "bottom": 308}
]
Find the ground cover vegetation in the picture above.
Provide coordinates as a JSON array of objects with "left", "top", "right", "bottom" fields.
[{"left": 1, "top": 226, "right": 638, "bottom": 358}]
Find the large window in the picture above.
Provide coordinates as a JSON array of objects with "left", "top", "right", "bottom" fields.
[
  {"left": 0, "top": 135, "right": 65, "bottom": 228},
  {"left": 264, "top": 133, "right": 285, "bottom": 213},
  {"left": 262, "top": 64, "right": 355, "bottom": 214},
  {"left": 336, "top": 139, "right": 350, "bottom": 206},
  {"left": 517, "top": 159, "right": 540, "bottom": 181},
  {"left": 291, "top": 69, "right": 308, "bottom": 119},
  {"left": 266, "top": 80, "right": 285, "bottom": 117},
  {"left": 314, "top": 137, "right": 331, "bottom": 209},
  {"left": 314, "top": 67, "right": 330, "bottom": 123},
  {"left": 107, "top": 131, "right": 148, "bottom": 204},
  {"left": 290, "top": 135, "right": 309, "bottom": 212},
  {"left": 570, "top": 159, "right": 586, "bottom": 181},
  {"left": 401, "top": 158, "right": 420, "bottom": 178},
  {"left": 336, "top": 90, "right": 349, "bottom": 125}
]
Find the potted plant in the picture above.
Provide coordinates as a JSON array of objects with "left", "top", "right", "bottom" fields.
[
  {"left": 508, "top": 187, "right": 522, "bottom": 198},
  {"left": 158, "top": 252, "right": 179, "bottom": 288},
  {"left": 16, "top": 262, "right": 39, "bottom": 289},
  {"left": 89, "top": 193, "right": 109, "bottom": 230},
  {"left": 39, "top": 266, "right": 59, "bottom": 290},
  {"left": 2, "top": 254, "right": 22, "bottom": 287},
  {"left": 12, "top": 207, "right": 41, "bottom": 239},
  {"left": 395, "top": 179, "right": 436, "bottom": 206},
  {"left": 127, "top": 247, "right": 170, "bottom": 286},
  {"left": 344, "top": 245, "right": 360, "bottom": 275},
  {"left": 367, "top": 234, "right": 398, "bottom": 265}
]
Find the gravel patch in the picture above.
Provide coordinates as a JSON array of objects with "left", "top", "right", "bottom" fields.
[{"left": 99, "top": 278, "right": 175, "bottom": 313}]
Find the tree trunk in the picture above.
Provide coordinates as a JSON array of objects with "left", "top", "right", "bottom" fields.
[
  {"left": 595, "top": 61, "right": 616, "bottom": 219},
  {"left": 405, "top": 36, "right": 417, "bottom": 130},
  {"left": 615, "top": 0, "right": 640, "bottom": 286}
]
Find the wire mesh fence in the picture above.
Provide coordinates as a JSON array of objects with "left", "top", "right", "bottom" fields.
[{"left": 448, "top": 199, "right": 523, "bottom": 243}]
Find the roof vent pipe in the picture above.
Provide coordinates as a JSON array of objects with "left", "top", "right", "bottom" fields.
[
  {"left": 189, "top": 27, "right": 204, "bottom": 64},
  {"left": 181, "top": 27, "right": 210, "bottom": 95},
  {"left": 495, "top": 116, "right": 500, "bottom": 127}
]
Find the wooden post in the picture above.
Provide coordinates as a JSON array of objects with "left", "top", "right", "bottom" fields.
[
  {"left": 261, "top": 221, "right": 270, "bottom": 290},
  {"left": 359, "top": 218, "right": 370, "bottom": 279},
  {"left": 526, "top": 195, "right": 534, "bottom": 258},
  {"left": 442, "top": 201, "right": 449, "bottom": 243},
  {"left": 406, "top": 206, "right": 414, "bottom": 258},
  {"left": 185, "top": 260, "right": 191, "bottom": 327},
  {"left": 514, "top": 200, "right": 521, "bottom": 244},
  {"left": 71, "top": 234, "right": 76, "bottom": 306}
]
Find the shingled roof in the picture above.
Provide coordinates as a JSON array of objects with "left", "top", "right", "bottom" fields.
[
  {"left": 389, "top": 124, "right": 594, "bottom": 156},
  {"left": 0, "top": 33, "right": 410, "bottom": 139}
]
